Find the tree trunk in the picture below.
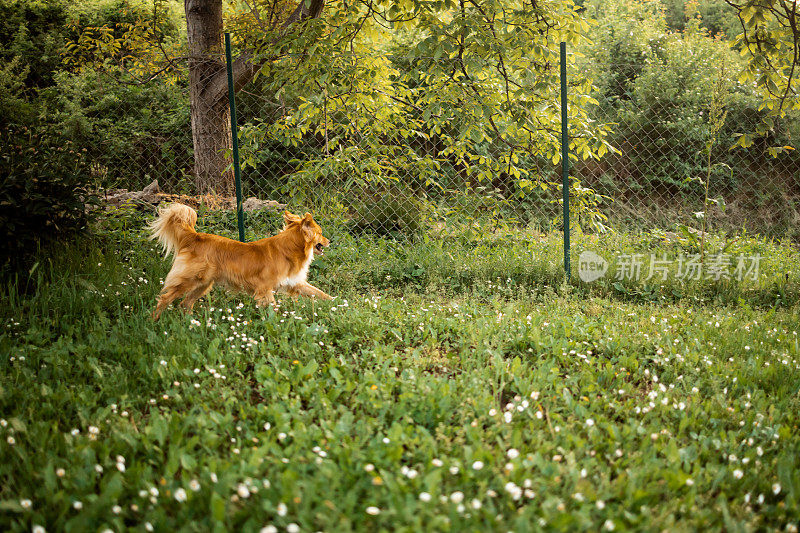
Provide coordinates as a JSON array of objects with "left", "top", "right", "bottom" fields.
[
  {"left": 183, "top": 0, "right": 326, "bottom": 195},
  {"left": 185, "top": 0, "right": 233, "bottom": 196}
]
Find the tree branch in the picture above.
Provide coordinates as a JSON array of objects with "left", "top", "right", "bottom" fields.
[{"left": 204, "top": 0, "right": 326, "bottom": 106}]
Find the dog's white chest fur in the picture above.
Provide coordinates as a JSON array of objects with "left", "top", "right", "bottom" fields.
[{"left": 278, "top": 249, "right": 314, "bottom": 288}]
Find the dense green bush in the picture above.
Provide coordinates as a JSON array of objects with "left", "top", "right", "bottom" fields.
[
  {"left": 0, "top": 0, "right": 68, "bottom": 90},
  {"left": 0, "top": 126, "right": 97, "bottom": 268},
  {"left": 41, "top": 68, "right": 192, "bottom": 191},
  {"left": 580, "top": 2, "right": 800, "bottom": 205},
  {"left": 613, "top": 32, "right": 798, "bottom": 194}
]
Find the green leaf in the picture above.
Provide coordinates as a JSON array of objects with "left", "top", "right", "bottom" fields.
[{"left": 210, "top": 492, "right": 226, "bottom": 522}]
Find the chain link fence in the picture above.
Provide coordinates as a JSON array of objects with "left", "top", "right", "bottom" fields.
[{"left": 87, "top": 52, "right": 800, "bottom": 241}]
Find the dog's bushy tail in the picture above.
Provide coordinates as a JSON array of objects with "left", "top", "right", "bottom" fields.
[{"left": 147, "top": 203, "right": 197, "bottom": 258}]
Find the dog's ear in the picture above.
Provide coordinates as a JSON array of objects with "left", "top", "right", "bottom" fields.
[
  {"left": 283, "top": 211, "right": 301, "bottom": 229},
  {"left": 301, "top": 212, "right": 315, "bottom": 240}
]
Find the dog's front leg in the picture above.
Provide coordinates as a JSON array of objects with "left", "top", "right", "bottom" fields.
[
  {"left": 255, "top": 288, "right": 277, "bottom": 309},
  {"left": 293, "top": 282, "right": 332, "bottom": 301}
]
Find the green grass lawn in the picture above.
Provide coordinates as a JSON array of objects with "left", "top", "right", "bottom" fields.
[{"left": 1, "top": 207, "right": 799, "bottom": 532}]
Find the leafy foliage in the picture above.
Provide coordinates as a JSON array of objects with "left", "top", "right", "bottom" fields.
[
  {"left": 725, "top": 0, "right": 800, "bottom": 130},
  {"left": 228, "top": 0, "right": 615, "bottom": 233},
  {"left": 578, "top": 2, "right": 800, "bottom": 226},
  {"left": 0, "top": 126, "right": 96, "bottom": 268}
]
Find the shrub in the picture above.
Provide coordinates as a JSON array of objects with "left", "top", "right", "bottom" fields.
[
  {"left": 0, "top": 125, "right": 97, "bottom": 269},
  {"left": 40, "top": 68, "right": 192, "bottom": 191}
]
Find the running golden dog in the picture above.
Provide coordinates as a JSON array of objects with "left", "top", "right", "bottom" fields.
[{"left": 148, "top": 203, "right": 331, "bottom": 319}]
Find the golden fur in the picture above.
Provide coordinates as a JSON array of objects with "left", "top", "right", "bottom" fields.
[{"left": 148, "top": 203, "right": 331, "bottom": 320}]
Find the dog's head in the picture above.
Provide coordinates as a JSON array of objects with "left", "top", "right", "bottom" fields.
[{"left": 284, "top": 211, "right": 330, "bottom": 255}]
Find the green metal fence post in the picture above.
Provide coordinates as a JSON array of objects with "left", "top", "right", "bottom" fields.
[
  {"left": 224, "top": 32, "right": 245, "bottom": 242},
  {"left": 560, "top": 41, "right": 570, "bottom": 280}
]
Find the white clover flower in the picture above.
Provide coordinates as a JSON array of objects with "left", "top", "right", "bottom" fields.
[
  {"left": 286, "top": 524, "right": 299, "bottom": 533},
  {"left": 449, "top": 466, "right": 459, "bottom": 475},
  {"left": 604, "top": 519, "right": 616, "bottom": 531},
  {"left": 488, "top": 408, "right": 497, "bottom": 416},
  {"left": 431, "top": 458, "right": 443, "bottom": 467},
  {"left": 112, "top": 505, "right": 122, "bottom": 514},
  {"left": 72, "top": 501, "right": 83, "bottom": 510},
  {"left": 406, "top": 469, "right": 418, "bottom": 479},
  {"left": 419, "top": 492, "right": 432, "bottom": 502},
  {"left": 596, "top": 500, "right": 606, "bottom": 509},
  {"left": 32, "top": 525, "right": 45, "bottom": 533},
  {"left": 586, "top": 419, "right": 595, "bottom": 427},
  {"left": 504, "top": 482, "right": 522, "bottom": 500},
  {"left": 145, "top": 523, "right": 154, "bottom": 532},
  {"left": 237, "top": 484, "right": 250, "bottom": 498},
  {"left": 56, "top": 468, "right": 65, "bottom": 477},
  {"left": 175, "top": 488, "right": 187, "bottom": 502},
  {"left": 277, "top": 502, "right": 288, "bottom": 516},
  {"left": 190, "top": 479, "right": 201, "bottom": 491},
  {"left": 116, "top": 462, "right": 126, "bottom": 473},
  {"left": 471, "top": 498, "right": 482, "bottom": 509},
  {"left": 364, "top": 464, "right": 375, "bottom": 472},
  {"left": 773, "top": 483, "right": 782, "bottom": 495},
  {"left": 573, "top": 492, "right": 585, "bottom": 502},
  {"left": 450, "top": 491, "right": 464, "bottom": 504},
  {"left": 382, "top": 437, "right": 390, "bottom": 444},
  {"left": 733, "top": 469, "right": 743, "bottom": 479},
  {"left": 503, "top": 412, "right": 513, "bottom": 423},
  {"left": 366, "top": 506, "right": 380, "bottom": 515},
  {"left": 507, "top": 449, "right": 519, "bottom": 460},
  {"left": 686, "top": 478, "right": 694, "bottom": 486},
  {"left": 472, "top": 461, "right": 484, "bottom": 470},
  {"left": 20, "top": 499, "right": 32, "bottom": 510},
  {"left": 259, "top": 526, "right": 278, "bottom": 533}
]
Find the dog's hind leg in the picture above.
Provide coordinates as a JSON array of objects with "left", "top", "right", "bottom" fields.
[
  {"left": 292, "top": 282, "right": 332, "bottom": 300},
  {"left": 152, "top": 280, "right": 196, "bottom": 320},
  {"left": 152, "top": 255, "right": 203, "bottom": 320},
  {"left": 180, "top": 281, "right": 214, "bottom": 313}
]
